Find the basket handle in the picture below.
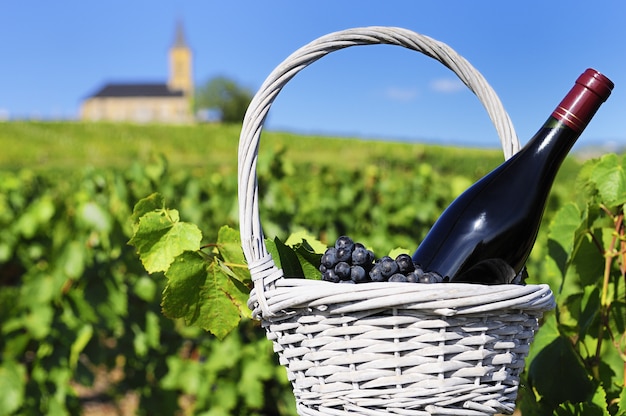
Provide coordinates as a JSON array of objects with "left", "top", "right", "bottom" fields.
[{"left": 238, "top": 26, "right": 519, "bottom": 317}]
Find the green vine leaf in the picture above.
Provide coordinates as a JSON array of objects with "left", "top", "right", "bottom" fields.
[
  {"left": 589, "top": 154, "right": 626, "bottom": 207},
  {"left": 618, "top": 387, "right": 626, "bottom": 415},
  {"left": 546, "top": 202, "right": 585, "bottom": 281},
  {"left": 129, "top": 206, "right": 202, "bottom": 273},
  {"left": 528, "top": 335, "right": 595, "bottom": 408},
  {"left": 265, "top": 234, "right": 324, "bottom": 280},
  {"left": 200, "top": 258, "right": 250, "bottom": 339},
  {"left": 268, "top": 237, "right": 305, "bottom": 278},
  {"left": 131, "top": 192, "right": 165, "bottom": 225},
  {"left": 0, "top": 360, "right": 26, "bottom": 415},
  {"left": 284, "top": 231, "right": 325, "bottom": 279},
  {"left": 292, "top": 240, "right": 323, "bottom": 280},
  {"left": 130, "top": 195, "right": 253, "bottom": 339},
  {"left": 215, "top": 225, "right": 249, "bottom": 284},
  {"left": 161, "top": 250, "right": 206, "bottom": 323},
  {"left": 162, "top": 251, "right": 246, "bottom": 340}
]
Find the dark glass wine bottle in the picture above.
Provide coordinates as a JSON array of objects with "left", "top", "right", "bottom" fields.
[{"left": 411, "top": 68, "right": 614, "bottom": 284}]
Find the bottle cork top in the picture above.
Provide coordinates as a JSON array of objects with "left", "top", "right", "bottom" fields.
[
  {"left": 552, "top": 68, "right": 614, "bottom": 132},
  {"left": 577, "top": 68, "right": 614, "bottom": 101}
]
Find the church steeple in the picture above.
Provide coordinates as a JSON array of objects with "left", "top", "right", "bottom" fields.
[
  {"left": 173, "top": 20, "right": 188, "bottom": 48},
  {"left": 168, "top": 21, "right": 193, "bottom": 97}
]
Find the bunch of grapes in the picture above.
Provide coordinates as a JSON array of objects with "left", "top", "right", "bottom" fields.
[{"left": 319, "top": 236, "right": 444, "bottom": 284}]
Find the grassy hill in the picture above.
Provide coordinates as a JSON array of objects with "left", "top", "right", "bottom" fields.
[
  {"left": 0, "top": 121, "right": 583, "bottom": 223},
  {"left": 0, "top": 121, "right": 509, "bottom": 176}
]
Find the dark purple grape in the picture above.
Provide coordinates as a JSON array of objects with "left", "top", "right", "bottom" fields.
[
  {"left": 369, "top": 264, "right": 386, "bottom": 282},
  {"left": 367, "top": 250, "right": 375, "bottom": 264},
  {"left": 419, "top": 272, "right": 438, "bottom": 284},
  {"left": 388, "top": 273, "right": 408, "bottom": 282},
  {"left": 350, "top": 265, "right": 368, "bottom": 283},
  {"left": 322, "top": 268, "right": 340, "bottom": 283},
  {"left": 334, "top": 261, "right": 351, "bottom": 280},
  {"left": 430, "top": 271, "right": 444, "bottom": 283},
  {"left": 319, "top": 236, "right": 452, "bottom": 285},
  {"left": 321, "top": 247, "right": 338, "bottom": 268},
  {"left": 336, "top": 247, "right": 352, "bottom": 262},
  {"left": 335, "top": 235, "right": 355, "bottom": 252},
  {"left": 378, "top": 256, "right": 398, "bottom": 278},
  {"left": 352, "top": 244, "right": 371, "bottom": 266},
  {"left": 395, "top": 254, "right": 415, "bottom": 273},
  {"left": 406, "top": 271, "right": 419, "bottom": 283}
]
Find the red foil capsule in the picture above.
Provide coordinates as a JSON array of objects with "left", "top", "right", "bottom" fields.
[{"left": 552, "top": 68, "right": 614, "bottom": 132}]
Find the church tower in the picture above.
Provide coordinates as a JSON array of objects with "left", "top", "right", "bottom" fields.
[{"left": 168, "top": 21, "right": 193, "bottom": 98}]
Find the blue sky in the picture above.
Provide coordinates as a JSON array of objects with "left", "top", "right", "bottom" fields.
[{"left": 1, "top": 1, "right": 624, "bottom": 149}]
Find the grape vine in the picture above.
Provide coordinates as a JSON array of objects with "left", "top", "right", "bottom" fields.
[{"left": 2, "top": 141, "right": 625, "bottom": 414}]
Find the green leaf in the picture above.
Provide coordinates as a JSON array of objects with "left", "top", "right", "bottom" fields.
[
  {"left": 129, "top": 208, "right": 202, "bottom": 273},
  {"left": 284, "top": 231, "right": 325, "bottom": 279},
  {"left": 162, "top": 251, "right": 244, "bottom": 339},
  {"left": 238, "top": 349, "right": 275, "bottom": 409},
  {"left": 265, "top": 239, "right": 281, "bottom": 269},
  {"left": 589, "top": 384, "right": 611, "bottom": 416},
  {"left": 145, "top": 310, "right": 161, "bottom": 350},
  {"left": 272, "top": 236, "right": 304, "bottom": 278},
  {"left": 617, "top": 386, "right": 626, "bottom": 416},
  {"left": 546, "top": 202, "right": 590, "bottom": 298},
  {"left": 197, "top": 258, "right": 244, "bottom": 340},
  {"left": 284, "top": 230, "right": 327, "bottom": 254},
  {"left": 590, "top": 154, "right": 626, "bottom": 207},
  {"left": 131, "top": 192, "right": 165, "bottom": 225},
  {"left": 25, "top": 304, "right": 54, "bottom": 340},
  {"left": 14, "top": 195, "right": 55, "bottom": 238},
  {"left": 216, "top": 226, "right": 245, "bottom": 266},
  {"left": 215, "top": 225, "right": 250, "bottom": 284},
  {"left": 216, "top": 260, "right": 252, "bottom": 319},
  {"left": 134, "top": 275, "right": 157, "bottom": 302},
  {"left": 0, "top": 360, "right": 26, "bottom": 416},
  {"left": 293, "top": 240, "right": 323, "bottom": 280},
  {"left": 266, "top": 234, "right": 326, "bottom": 280},
  {"left": 609, "top": 301, "right": 626, "bottom": 357},
  {"left": 145, "top": 153, "right": 168, "bottom": 182},
  {"left": 547, "top": 202, "right": 585, "bottom": 280},
  {"left": 388, "top": 247, "right": 410, "bottom": 259},
  {"left": 571, "top": 230, "right": 605, "bottom": 287},
  {"left": 60, "top": 240, "right": 85, "bottom": 279},
  {"left": 69, "top": 324, "right": 93, "bottom": 371},
  {"left": 555, "top": 401, "right": 606, "bottom": 416},
  {"left": 160, "top": 355, "right": 203, "bottom": 394},
  {"left": 528, "top": 335, "right": 595, "bottom": 407},
  {"left": 162, "top": 251, "right": 207, "bottom": 322},
  {"left": 78, "top": 201, "right": 112, "bottom": 232},
  {"left": 526, "top": 311, "right": 560, "bottom": 365},
  {"left": 578, "top": 285, "right": 601, "bottom": 339}
]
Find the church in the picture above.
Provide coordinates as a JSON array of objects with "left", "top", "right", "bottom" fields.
[{"left": 80, "top": 22, "right": 194, "bottom": 124}]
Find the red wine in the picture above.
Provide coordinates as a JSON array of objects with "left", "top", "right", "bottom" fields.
[{"left": 411, "top": 68, "right": 614, "bottom": 284}]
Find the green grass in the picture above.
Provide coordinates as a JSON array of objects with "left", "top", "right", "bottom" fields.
[
  {"left": 0, "top": 120, "right": 584, "bottom": 198},
  {"left": 0, "top": 121, "right": 512, "bottom": 178},
  {"left": 0, "top": 121, "right": 241, "bottom": 173}
]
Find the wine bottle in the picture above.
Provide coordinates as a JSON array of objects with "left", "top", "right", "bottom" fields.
[{"left": 411, "top": 68, "right": 614, "bottom": 284}]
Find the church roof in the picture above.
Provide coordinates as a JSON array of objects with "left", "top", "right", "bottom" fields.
[{"left": 88, "top": 83, "right": 184, "bottom": 98}]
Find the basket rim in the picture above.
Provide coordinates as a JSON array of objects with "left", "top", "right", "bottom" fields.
[
  {"left": 237, "top": 26, "right": 526, "bottom": 320},
  {"left": 248, "top": 276, "right": 556, "bottom": 320}
]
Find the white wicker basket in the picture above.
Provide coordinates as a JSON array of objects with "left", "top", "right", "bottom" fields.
[{"left": 238, "top": 27, "right": 555, "bottom": 416}]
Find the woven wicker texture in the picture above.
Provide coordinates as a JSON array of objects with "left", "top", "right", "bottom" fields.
[{"left": 237, "top": 26, "right": 555, "bottom": 416}]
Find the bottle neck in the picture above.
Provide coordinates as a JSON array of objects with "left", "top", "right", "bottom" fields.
[
  {"left": 520, "top": 69, "right": 614, "bottom": 166},
  {"left": 521, "top": 117, "right": 580, "bottom": 178}
]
